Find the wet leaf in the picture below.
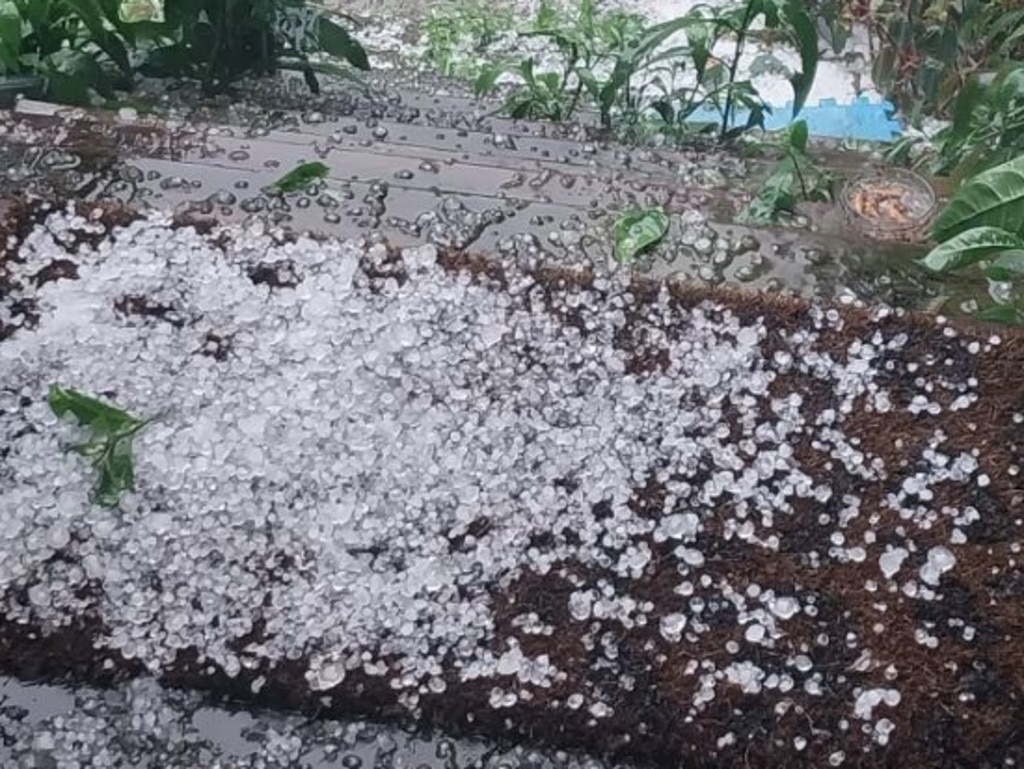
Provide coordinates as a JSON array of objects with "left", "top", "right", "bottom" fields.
[
  {"left": 933, "top": 155, "right": 1024, "bottom": 241},
  {"left": 269, "top": 161, "right": 330, "bottom": 194},
  {"left": 983, "top": 246, "right": 1024, "bottom": 280},
  {"left": 48, "top": 384, "right": 139, "bottom": 434},
  {"left": 48, "top": 385, "right": 152, "bottom": 508},
  {"left": 474, "top": 63, "right": 503, "bottom": 97},
  {"left": 318, "top": 18, "right": 369, "bottom": 71},
  {"left": 782, "top": 0, "right": 818, "bottom": 117},
  {"left": 738, "top": 161, "right": 796, "bottom": 224},
  {"left": 788, "top": 119, "right": 808, "bottom": 154},
  {"left": 920, "top": 226, "right": 1024, "bottom": 272},
  {"left": 989, "top": 249, "right": 1024, "bottom": 277},
  {"left": 976, "top": 304, "right": 1024, "bottom": 325},
  {"left": 94, "top": 437, "right": 136, "bottom": 507},
  {"left": 613, "top": 208, "right": 669, "bottom": 264}
]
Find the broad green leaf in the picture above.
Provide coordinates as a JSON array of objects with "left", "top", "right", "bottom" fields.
[
  {"left": 508, "top": 96, "right": 533, "bottom": 120},
  {"left": 737, "top": 161, "right": 797, "bottom": 224},
  {"left": 539, "top": 71, "right": 560, "bottom": 93},
  {"left": 474, "top": 63, "right": 503, "bottom": 97},
  {"left": 788, "top": 119, "right": 808, "bottom": 154},
  {"left": 48, "top": 384, "right": 139, "bottom": 434},
  {"left": 269, "top": 161, "right": 329, "bottom": 194},
  {"left": 933, "top": 155, "right": 1024, "bottom": 241},
  {"left": 48, "top": 385, "right": 152, "bottom": 508},
  {"left": 985, "top": 265, "right": 1014, "bottom": 282},
  {"left": 63, "top": 0, "right": 133, "bottom": 76},
  {"left": 575, "top": 66, "right": 601, "bottom": 99},
  {"left": 519, "top": 57, "right": 535, "bottom": 85},
  {"left": 976, "top": 304, "right": 1024, "bottom": 325},
  {"left": 318, "top": 17, "right": 369, "bottom": 71},
  {"left": 991, "top": 249, "right": 1024, "bottom": 275},
  {"left": 920, "top": 226, "right": 1024, "bottom": 272},
  {"left": 613, "top": 208, "right": 669, "bottom": 263},
  {"left": 534, "top": 0, "right": 559, "bottom": 30},
  {"left": 0, "top": 11, "right": 20, "bottom": 73},
  {"left": 94, "top": 437, "right": 135, "bottom": 507},
  {"left": 782, "top": 0, "right": 818, "bottom": 118}
]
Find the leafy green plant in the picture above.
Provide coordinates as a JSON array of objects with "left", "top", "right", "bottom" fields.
[
  {"left": 921, "top": 154, "right": 1024, "bottom": 323},
  {"left": 738, "top": 120, "right": 832, "bottom": 223},
  {"left": 806, "top": 0, "right": 855, "bottom": 55},
  {"left": 473, "top": 0, "right": 645, "bottom": 122},
  {"left": 0, "top": 0, "right": 368, "bottom": 104},
  {"left": 268, "top": 160, "right": 329, "bottom": 194},
  {"left": 48, "top": 385, "right": 156, "bottom": 507},
  {"left": 0, "top": 0, "right": 137, "bottom": 105},
  {"left": 422, "top": 0, "right": 514, "bottom": 79},
  {"left": 613, "top": 207, "right": 669, "bottom": 263},
  {"left": 604, "top": 0, "right": 819, "bottom": 140},
  {"left": 868, "top": 0, "right": 1024, "bottom": 123},
  {"left": 928, "top": 64, "right": 1024, "bottom": 182},
  {"left": 138, "top": 0, "right": 369, "bottom": 96}
]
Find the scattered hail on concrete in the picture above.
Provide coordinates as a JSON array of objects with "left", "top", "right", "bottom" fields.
[
  {"left": 1, "top": 203, "right": 1022, "bottom": 768},
  {"left": 0, "top": 675, "right": 581, "bottom": 769}
]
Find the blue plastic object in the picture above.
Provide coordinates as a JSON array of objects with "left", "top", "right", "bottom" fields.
[{"left": 683, "top": 96, "right": 903, "bottom": 142}]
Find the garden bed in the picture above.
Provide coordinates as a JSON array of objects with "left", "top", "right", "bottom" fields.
[{"left": 2, "top": 198, "right": 1023, "bottom": 769}]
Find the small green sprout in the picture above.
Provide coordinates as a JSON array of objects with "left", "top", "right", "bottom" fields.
[{"left": 48, "top": 385, "right": 157, "bottom": 507}]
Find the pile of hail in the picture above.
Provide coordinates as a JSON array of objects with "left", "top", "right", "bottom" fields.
[{"left": 1, "top": 204, "right": 1018, "bottom": 768}]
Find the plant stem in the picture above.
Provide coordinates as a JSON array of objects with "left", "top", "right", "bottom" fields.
[
  {"left": 720, "top": 1, "right": 757, "bottom": 140},
  {"left": 790, "top": 149, "right": 809, "bottom": 198}
]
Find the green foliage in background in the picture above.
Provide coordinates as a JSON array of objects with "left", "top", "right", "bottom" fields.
[
  {"left": 473, "top": 0, "right": 645, "bottom": 122},
  {"left": 868, "top": 0, "right": 1024, "bottom": 124},
  {"left": 422, "top": 0, "right": 514, "bottom": 79},
  {"left": 137, "top": 0, "right": 369, "bottom": 95},
  {"left": 0, "top": 0, "right": 136, "bottom": 104},
  {"left": 739, "top": 120, "right": 832, "bottom": 223},
  {"left": 472, "top": 0, "right": 818, "bottom": 142},
  {"left": 0, "top": 0, "right": 369, "bottom": 104}
]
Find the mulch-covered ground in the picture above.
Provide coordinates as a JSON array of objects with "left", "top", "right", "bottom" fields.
[{"left": 1, "top": 197, "right": 1023, "bottom": 769}]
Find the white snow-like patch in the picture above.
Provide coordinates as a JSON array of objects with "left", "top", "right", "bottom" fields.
[{"left": 0, "top": 206, "right": 985, "bottom": 721}]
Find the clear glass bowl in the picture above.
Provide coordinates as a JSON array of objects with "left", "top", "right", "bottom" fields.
[{"left": 840, "top": 169, "right": 937, "bottom": 243}]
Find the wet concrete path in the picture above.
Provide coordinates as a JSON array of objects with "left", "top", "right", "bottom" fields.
[{"left": 0, "top": 86, "right": 956, "bottom": 312}]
